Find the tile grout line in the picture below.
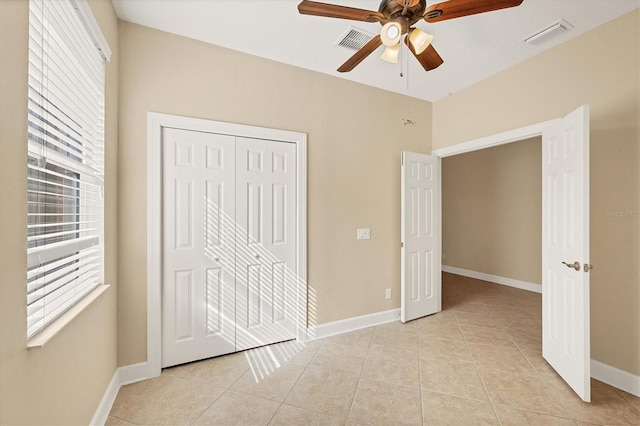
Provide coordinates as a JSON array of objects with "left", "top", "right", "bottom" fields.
[
  {"left": 478, "top": 302, "right": 579, "bottom": 423},
  {"left": 273, "top": 338, "right": 327, "bottom": 421},
  {"left": 417, "top": 320, "right": 426, "bottom": 425},
  {"left": 186, "top": 357, "right": 249, "bottom": 425},
  {"left": 457, "top": 307, "right": 504, "bottom": 426},
  {"left": 344, "top": 329, "right": 375, "bottom": 424}
]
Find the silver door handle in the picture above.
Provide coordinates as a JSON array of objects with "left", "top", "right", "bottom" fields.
[{"left": 562, "top": 261, "right": 581, "bottom": 271}]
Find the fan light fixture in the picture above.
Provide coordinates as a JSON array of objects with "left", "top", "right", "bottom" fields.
[
  {"left": 408, "top": 28, "right": 433, "bottom": 54},
  {"left": 381, "top": 22, "right": 402, "bottom": 46},
  {"left": 381, "top": 43, "right": 400, "bottom": 63}
]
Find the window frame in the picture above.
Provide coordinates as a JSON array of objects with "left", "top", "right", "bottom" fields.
[{"left": 26, "top": 0, "right": 111, "bottom": 345}]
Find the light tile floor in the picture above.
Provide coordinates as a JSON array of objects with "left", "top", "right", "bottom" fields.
[{"left": 107, "top": 273, "right": 640, "bottom": 425}]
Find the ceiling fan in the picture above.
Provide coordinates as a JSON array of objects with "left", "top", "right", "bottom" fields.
[{"left": 298, "top": 0, "right": 524, "bottom": 73}]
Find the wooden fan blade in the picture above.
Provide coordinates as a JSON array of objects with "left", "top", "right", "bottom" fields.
[
  {"left": 405, "top": 37, "right": 443, "bottom": 71},
  {"left": 338, "top": 35, "right": 383, "bottom": 73},
  {"left": 424, "top": 0, "right": 523, "bottom": 23},
  {"left": 298, "top": 1, "right": 384, "bottom": 22}
]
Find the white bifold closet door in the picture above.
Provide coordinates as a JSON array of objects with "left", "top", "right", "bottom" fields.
[
  {"left": 162, "top": 128, "right": 297, "bottom": 368},
  {"left": 235, "top": 137, "right": 297, "bottom": 351}
]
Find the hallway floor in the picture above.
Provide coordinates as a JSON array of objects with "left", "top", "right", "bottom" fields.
[{"left": 107, "top": 273, "right": 639, "bottom": 425}]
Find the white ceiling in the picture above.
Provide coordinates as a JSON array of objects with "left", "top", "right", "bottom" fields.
[{"left": 111, "top": 0, "right": 639, "bottom": 102}]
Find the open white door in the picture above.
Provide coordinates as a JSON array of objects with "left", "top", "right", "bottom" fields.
[
  {"left": 401, "top": 151, "right": 441, "bottom": 322},
  {"left": 542, "top": 105, "right": 591, "bottom": 402}
]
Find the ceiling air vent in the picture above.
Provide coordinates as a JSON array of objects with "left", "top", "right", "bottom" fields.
[
  {"left": 525, "top": 19, "right": 573, "bottom": 46},
  {"left": 336, "top": 26, "right": 375, "bottom": 51}
]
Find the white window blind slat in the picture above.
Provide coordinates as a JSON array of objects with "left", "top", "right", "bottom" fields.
[
  {"left": 27, "top": 257, "right": 100, "bottom": 306},
  {"left": 27, "top": 247, "right": 99, "bottom": 282},
  {"left": 26, "top": 0, "right": 106, "bottom": 339}
]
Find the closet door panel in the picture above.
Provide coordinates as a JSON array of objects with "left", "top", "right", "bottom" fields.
[
  {"left": 162, "top": 128, "right": 236, "bottom": 367},
  {"left": 235, "top": 137, "right": 297, "bottom": 350}
]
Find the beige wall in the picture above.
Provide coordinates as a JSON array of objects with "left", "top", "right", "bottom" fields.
[
  {"left": 434, "top": 10, "right": 639, "bottom": 375},
  {"left": 0, "top": 0, "right": 119, "bottom": 424},
  {"left": 443, "top": 137, "right": 542, "bottom": 284},
  {"left": 117, "top": 22, "right": 432, "bottom": 365}
]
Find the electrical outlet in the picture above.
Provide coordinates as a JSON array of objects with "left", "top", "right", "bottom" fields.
[
  {"left": 385, "top": 288, "right": 391, "bottom": 299},
  {"left": 357, "top": 228, "right": 371, "bottom": 240}
]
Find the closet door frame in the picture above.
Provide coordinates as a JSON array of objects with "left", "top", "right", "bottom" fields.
[{"left": 146, "top": 112, "right": 307, "bottom": 378}]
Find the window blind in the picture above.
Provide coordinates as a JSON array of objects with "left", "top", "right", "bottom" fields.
[{"left": 27, "top": 0, "right": 106, "bottom": 338}]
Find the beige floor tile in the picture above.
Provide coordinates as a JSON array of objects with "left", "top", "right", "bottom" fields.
[
  {"left": 273, "top": 339, "right": 324, "bottom": 366},
  {"left": 508, "top": 351, "right": 578, "bottom": 400},
  {"left": 494, "top": 404, "right": 576, "bottom": 425},
  {"left": 375, "top": 320, "right": 417, "bottom": 334},
  {"left": 372, "top": 322, "right": 418, "bottom": 346},
  {"left": 484, "top": 304, "right": 531, "bottom": 319},
  {"left": 193, "top": 390, "right": 280, "bottom": 425},
  {"left": 348, "top": 378, "right": 422, "bottom": 425},
  {"left": 327, "top": 327, "right": 374, "bottom": 348},
  {"left": 454, "top": 311, "right": 500, "bottom": 328},
  {"left": 420, "top": 358, "right": 489, "bottom": 401},
  {"left": 109, "top": 374, "right": 225, "bottom": 425},
  {"left": 558, "top": 379, "right": 640, "bottom": 425},
  {"left": 361, "top": 352, "right": 420, "bottom": 389},
  {"left": 417, "top": 320, "right": 464, "bottom": 342},
  {"left": 468, "top": 343, "right": 537, "bottom": 376},
  {"left": 419, "top": 337, "right": 474, "bottom": 365},
  {"left": 478, "top": 368, "right": 570, "bottom": 418},
  {"left": 371, "top": 332, "right": 418, "bottom": 350},
  {"left": 449, "top": 302, "right": 490, "bottom": 314},
  {"left": 496, "top": 315, "right": 541, "bottom": 333},
  {"left": 617, "top": 389, "right": 640, "bottom": 412},
  {"left": 269, "top": 404, "right": 343, "bottom": 426},
  {"left": 309, "top": 341, "right": 368, "bottom": 374},
  {"left": 105, "top": 416, "right": 135, "bottom": 425},
  {"left": 459, "top": 324, "right": 516, "bottom": 348},
  {"left": 162, "top": 361, "right": 197, "bottom": 377},
  {"left": 367, "top": 343, "right": 419, "bottom": 371},
  {"left": 506, "top": 329, "right": 542, "bottom": 352},
  {"left": 422, "top": 391, "right": 499, "bottom": 425},
  {"left": 285, "top": 366, "right": 359, "bottom": 420},
  {"left": 246, "top": 339, "right": 325, "bottom": 368},
  {"left": 179, "top": 352, "right": 250, "bottom": 387},
  {"left": 230, "top": 362, "right": 305, "bottom": 402}
]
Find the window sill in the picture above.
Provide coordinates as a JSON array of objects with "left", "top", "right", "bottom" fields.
[{"left": 27, "top": 284, "right": 111, "bottom": 349}]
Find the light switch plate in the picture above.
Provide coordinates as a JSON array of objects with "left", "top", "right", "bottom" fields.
[{"left": 357, "top": 228, "right": 371, "bottom": 240}]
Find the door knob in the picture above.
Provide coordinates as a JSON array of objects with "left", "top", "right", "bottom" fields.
[{"left": 562, "top": 261, "right": 581, "bottom": 271}]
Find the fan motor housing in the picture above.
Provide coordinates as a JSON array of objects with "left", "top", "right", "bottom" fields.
[{"left": 378, "top": 0, "right": 427, "bottom": 31}]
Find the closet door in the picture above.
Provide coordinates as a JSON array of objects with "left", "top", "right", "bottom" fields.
[
  {"left": 235, "top": 137, "right": 298, "bottom": 350},
  {"left": 162, "top": 128, "right": 236, "bottom": 367}
]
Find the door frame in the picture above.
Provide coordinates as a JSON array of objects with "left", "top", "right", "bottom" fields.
[
  {"left": 432, "top": 119, "right": 559, "bottom": 158},
  {"left": 146, "top": 112, "right": 307, "bottom": 378}
]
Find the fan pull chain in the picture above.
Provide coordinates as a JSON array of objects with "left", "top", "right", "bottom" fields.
[{"left": 399, "top": 35, "right": 404, "bottom": 78}]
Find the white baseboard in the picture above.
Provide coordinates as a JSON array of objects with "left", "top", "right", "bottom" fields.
[
  {"left": 118, "top": 362, "right": 148, "bottom": 386},
  {"left": 308, "top": 308, "right": 401, "bottom": 340},
  {"left": 591, "top": 359, "right": 640, "bottom": 397},
  {"left": 443, "top": 265, "right": 542, "bottom": 294},
  {"left": 90, "top": 362, "right": 148, "bottom": 425},
  {"left": 90, "top": 369, "right": 121, "bottom": 426}
]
